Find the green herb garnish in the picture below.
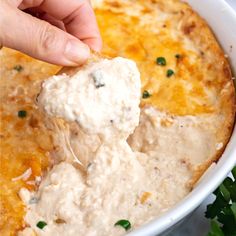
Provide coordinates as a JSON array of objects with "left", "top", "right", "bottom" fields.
[
  {"left": 166, "top": 69, "right": 174, "bottom": 77},
  {"left": 205, "top": 166, "right": 236, "bottom": 236},
  {"left": 36, "top": 221, "right": 47, "bottom": 229},
  {"left": 18, "top": 110, "right": 27, "bottom": 118},
  {"left": 13, "top": 65, "right": 23, "bottom": 72},
  {"left": 142, "top": 90, "right": 151, "bottom": 99},
  {"left": 175, "top": 54, "right": 181, "bottom": 59},
  {"left": 156, "top": 57, "right": 166, "bottom": 66},
  {"left": 114, "top": 219, "right": 131, "bottom": 231}
]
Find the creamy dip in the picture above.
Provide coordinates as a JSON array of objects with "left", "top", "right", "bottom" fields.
[
  {"left": 37, "top": 57, "right": 140, "bottom": 140},
  {"left": 19, "top": 57, "right": 219, "bottom": 236}
]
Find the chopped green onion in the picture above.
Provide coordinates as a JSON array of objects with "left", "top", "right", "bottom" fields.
[
  {"left": 18, "top": 110, "right": 27, "bottom": 118},
  {"left": 91, "top": 70, "right": 105, "bottom": 88},
  {"left": 114, "top": 219, "right": 131, "bottom": 231},
  {"left": 156, "top": 57, "right": 166, "bottom": 66},
  {"left": 142, "top": 90, "right": 151, "bottom": 99},
  {"left": 36, "top": 221, "right": 47, "bottom": 229},
  {"left": 175, "top": 54, "right": 181, "bottom": 59},
  {"left": 13, "top": 65, "right": 23, "bottom": 72},
  {"left": 166, "top": 69, "right": 174, "bottom": 77}
]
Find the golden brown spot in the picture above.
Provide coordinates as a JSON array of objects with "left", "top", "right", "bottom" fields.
[
  {"left": 142, "top": 8, "right": 152, "bottom": 14},
  {"left": 160, "top": 118, "right": 173, "bottom": 127},
  {"left": 223, "top": 63, "right": 231, "bottom": 79},
  {"left": 108, "top": 1, "right": 121, "bottom": 8},
  {"left": 207, "top": 63, "right": 213, "bottom": 70},
  {"left": 140, "top": 192, "right": 152, "bottom": 204},
  {"left": 55, "top": 219, "right": 66, "bottom": 224},
  {"left": 183, "top": 22, "right": 196, "bottom": 35},
  {"left": 28, "top": 115, "right": 39, "bottom": 128}
]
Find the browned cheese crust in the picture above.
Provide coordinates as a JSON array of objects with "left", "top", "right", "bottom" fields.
[{"left": 94, "top": 0, "right": 235, "bottom": 185}]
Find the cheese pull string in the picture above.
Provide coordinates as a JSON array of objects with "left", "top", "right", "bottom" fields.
[
  {"left": 37, "top": 51, "right": 107, "bottom": 172},
  {"left": 51, "top": 118, "right": 84, "bottom": 169},
  {"left": 51, "top": 51, "right": 104, "bottom": 169}
]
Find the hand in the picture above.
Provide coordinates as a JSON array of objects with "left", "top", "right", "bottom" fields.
[{"left": 0, "top": 0, "right": 102, "bottom": 66}]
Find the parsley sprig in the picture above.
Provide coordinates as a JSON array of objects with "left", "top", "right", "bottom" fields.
[{"left": 205, "top": 166, "right": 236, "bottom": 236}]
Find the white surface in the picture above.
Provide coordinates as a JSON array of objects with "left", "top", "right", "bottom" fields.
[{"left": 128, "top": 0, "right": 236, "bottom": 235}]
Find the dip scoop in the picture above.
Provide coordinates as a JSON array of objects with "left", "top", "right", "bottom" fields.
[{"left": 37, "top": 54, "right": 141, "bottom": 166}]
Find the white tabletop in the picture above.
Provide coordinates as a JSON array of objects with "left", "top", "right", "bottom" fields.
[{"left": 168, "top": 1, "right": 236, "bottom": 235}]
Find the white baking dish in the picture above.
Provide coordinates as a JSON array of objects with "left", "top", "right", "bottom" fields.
[{"left": 128, "top": 1, "right": 236, "bottom": 235}]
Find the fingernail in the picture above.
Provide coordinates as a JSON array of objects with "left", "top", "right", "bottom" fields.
[
  {"left": 90, "top": 40, "right": 103, "bottom": 52},
  {"left": 83, "top": 37, "right": 103, "bottom": 53},
  {"left": 65, "top": 39, "right": 90, "bottom": 64}
]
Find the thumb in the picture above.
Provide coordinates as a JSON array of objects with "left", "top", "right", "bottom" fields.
[{"left": 0, "top": 5, "right": 90, "bottom": 66}]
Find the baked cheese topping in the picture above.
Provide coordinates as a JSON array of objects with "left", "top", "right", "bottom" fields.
[
  {"left": 94, "top": 0, "right": 234, "bottom": 116},
  {"left": 38, "top": 57, "right": 140, "bottom": 140}
]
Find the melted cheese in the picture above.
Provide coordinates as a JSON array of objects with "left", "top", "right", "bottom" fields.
[
  {"left": 95, "top": 2, "right": 220, "bottom": 115},
  {"left": 0, "top": 49, "right": 58, "bottom": 235}
]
